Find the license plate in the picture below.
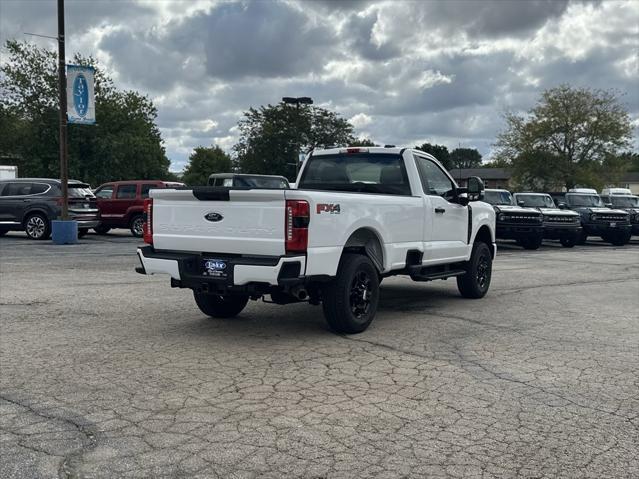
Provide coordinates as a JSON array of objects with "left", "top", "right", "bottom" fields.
[
  {"left": 610, "top": 222, "right": 616, "bottom": 228},
  {"left": 202, "top": 259, "right": 229, "bottom": 278}
]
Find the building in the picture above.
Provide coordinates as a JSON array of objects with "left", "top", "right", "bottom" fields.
[
  {"left": 448, "top": 168, "right": 513, "bottom": 189},
  {"left": 448, "top": 168, "right": 639, "bottom": 194}
]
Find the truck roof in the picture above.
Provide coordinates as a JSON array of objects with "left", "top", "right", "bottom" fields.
[{"left": 312, "top": 146, "right": 405, "bottom": 156}]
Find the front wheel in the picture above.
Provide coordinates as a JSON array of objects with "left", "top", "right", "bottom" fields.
[
  {"left": 94, "top": 225, "right": 111, "bottom": 235},
  {"left": 193, "top": 292, "right": 249, "bottom": 318},
  {"left": 78, "top": 228, "right": 89, "bottom": 238},
  {"left": 322, "top": 254, "right": 380, "bottom": 334},
  {"left": 576, "top": 230, "right": 587, "bottom": 245},
  {"left": 608, "top": 231, "right": 631, "bottom": 246},
  {"left": 521, "top": 235, "right": 542, "bottom": 250},
  {"left": 560, "top": 235, "right": 576, "bottom": 248},
  {"left": 130, "top": 214, "right": 144, "bottom": 238},
  {"left": 24, "top": 213, "right": 51, "bottom": 240},
  {"left": 457, "top": 242, "right": 492, "bottom": 299}
]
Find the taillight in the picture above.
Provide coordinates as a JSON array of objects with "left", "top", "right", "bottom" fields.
[
  {"left": 285, "top": 200, "right": 309, "bottom": 253},
  {"left": 143, "top": 198, "right": 153, "bottom": 245}
]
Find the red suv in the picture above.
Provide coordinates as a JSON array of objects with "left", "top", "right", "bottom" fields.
[{"left": 94, "top": 180, "right": 184, "bottom": 236}]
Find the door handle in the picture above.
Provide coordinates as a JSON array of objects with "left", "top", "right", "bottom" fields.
[{"left": 435, "top": 208, "right": 446, "bottom": 214}]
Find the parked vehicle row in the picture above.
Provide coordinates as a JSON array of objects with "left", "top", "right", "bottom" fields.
[{"left": 482, "top": 187, "right": 635, "bottom": 248}]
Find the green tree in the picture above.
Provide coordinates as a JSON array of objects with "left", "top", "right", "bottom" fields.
[
  {"left": 182, "top": 145, "right": 232, "bottom": 186},
  {"left": 0, "top": 40, "right": 172, "bottom": 185},
  {"left": 495, "top": 84, "right": 633, "bottom": 190},
  {"left": 449, "top": 147, "right": 482, "bottom": 170},
  {"left": 350, "top": 138, "right": 378, "bottom": 146},
  {"left": 415, "top": 143, "right": 450, "bottom": 168},
  {"left": 234, "top": 102, "right": 354, "bottom": 179}
]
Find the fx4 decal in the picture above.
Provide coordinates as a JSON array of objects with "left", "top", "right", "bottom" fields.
[{"left": 317, "top": 203, "right": 341, "bottom": 214}]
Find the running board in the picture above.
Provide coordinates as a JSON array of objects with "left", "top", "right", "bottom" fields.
[{"left": 408, "top": 263, "right": 467, "bottom": 282}]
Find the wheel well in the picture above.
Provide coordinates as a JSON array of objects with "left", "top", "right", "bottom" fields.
[
  {"left": 474, "top": 225, "right": 494, "bottom": 257},
  {"left": 343, "top": 228, "right": 384, "bottom": 272},
  {"left": 22, "top": 209, "right": 49, "bottom": 226}
]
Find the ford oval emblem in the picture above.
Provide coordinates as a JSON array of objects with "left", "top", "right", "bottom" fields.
[
  {"left": 73, "top": 73, "right": 89, "bottom": 118},
  {"left": 205, "top": 212, "right": 224, "bottom": 222}
]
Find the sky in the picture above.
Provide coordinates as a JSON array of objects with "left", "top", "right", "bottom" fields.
[{"left": 1, "top": 0, "right": 637, "bottom": 172}]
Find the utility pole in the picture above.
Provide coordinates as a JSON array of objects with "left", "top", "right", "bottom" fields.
[
  {"left": 57, "top": 0, "right": 69, "bottom": 219},
  {"left": 282, "top": 97, "right": 313, "bottom": 178}
]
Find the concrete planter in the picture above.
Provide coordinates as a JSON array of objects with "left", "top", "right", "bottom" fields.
[{"left": 51, "top": 220, "right": 78, "bottom": 245}]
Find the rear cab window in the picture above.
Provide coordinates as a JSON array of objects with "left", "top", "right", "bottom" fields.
[{"left": 298, "top": 153, "right": 411, "bottom": 195}]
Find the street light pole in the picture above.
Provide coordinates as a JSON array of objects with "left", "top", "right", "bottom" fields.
[
  {"left": 282, "top": 97, "right": 313, "bottom": 179},
  {"left": 57, "top": 0, "right": 69, "bottom": 220}
]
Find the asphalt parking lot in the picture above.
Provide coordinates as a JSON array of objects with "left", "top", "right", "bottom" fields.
[{"left": 1, "top": 232, "right": 638, "bottom": 479}]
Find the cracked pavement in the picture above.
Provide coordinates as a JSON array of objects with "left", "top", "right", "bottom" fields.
[{"left": 1, "top": 232, "right": 638, "bottom": 478}]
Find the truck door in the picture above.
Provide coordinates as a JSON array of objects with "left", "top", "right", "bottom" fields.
[{"left": 413, "top": 155, "right": 469, "bottom": 262}]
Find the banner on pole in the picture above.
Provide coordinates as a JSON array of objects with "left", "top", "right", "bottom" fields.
[{"left": 66, "top": 65, "right": 95, "bottom": 124}]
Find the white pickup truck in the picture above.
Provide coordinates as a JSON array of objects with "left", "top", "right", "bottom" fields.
[{"left": 136, "top": 147, "right": 496, "bottom": 333}]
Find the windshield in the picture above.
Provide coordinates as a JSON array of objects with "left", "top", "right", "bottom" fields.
[
  {"left": 566, "top": 194, "right": 603, "bottom": 207},
  {"left": 610, "top": 196, "right": 639, "bottom": 208},
  {"left": 515, "top": 194, "right": 555, "bottom": 208},
  {"left": 299, "top": 153, "right": 411, "bottom": 195},
  {"left": 484, "top": 190, "right": 513, "bottom": 206}
]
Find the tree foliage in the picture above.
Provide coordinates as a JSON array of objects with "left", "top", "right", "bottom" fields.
[
  {"left": 234, "top": 102, "right": 354, "bottom": 179},
  {"left": 415, "top": 143, "right": 450, "bottom": 168},
  {"left": 449, "top": 147, "right": 482, "bottom": 169},
  {"left": 495, "top": 84, "right": 633, "bottom": 189},
  {"left": 350, "top": 138, "right": 378, "bottom": 147},
  {"left": 0, "top": 40, "right": 172, "bottom": 185},
  {"left": 182, "top": 145, "right": 232, "bottom": 186}
]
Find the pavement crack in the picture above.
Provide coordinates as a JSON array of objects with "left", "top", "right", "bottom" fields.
[{"left": 0, "top": 394, "right": 98, "bottom": 479}]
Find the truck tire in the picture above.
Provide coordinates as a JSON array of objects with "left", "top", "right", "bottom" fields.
[
  {"left": 609, "top": 231, "right": 631, "bottom": 246},
  {"left": 129, "top": 214, "right": 144, "bottom": 237},
  {"left": 94, "top": 225, "right": 111, "bottom": 235},
  {"left": 78, "top": 228, "right": 89, "bottom": 238},
  {"left": 560, "top": 235, "right": 576, "bottom": 248},
  {"left": 322, "top": 254, "right": 379, "bottom": 334},
  {"left": 193, "top": 292, "right": 249, "bottom": 318},
  {"left": 457, "top": 242, "right": 492, "bottom": 299},
  {"left": 521, "top": 235, "right": 542, "bottom": 250},
  {"left": 24, "top": 212, "right": 51, "bottom": 240}
]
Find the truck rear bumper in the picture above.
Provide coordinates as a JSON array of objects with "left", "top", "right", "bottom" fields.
[{"left": 136, "top": 246, "right": 306, "bottom": 288}]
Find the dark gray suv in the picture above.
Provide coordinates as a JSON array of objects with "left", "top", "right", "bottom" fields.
[{"left": 0, "top": 179, "right": 100, "bottom": 240}]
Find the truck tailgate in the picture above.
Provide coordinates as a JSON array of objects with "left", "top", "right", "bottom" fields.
[{"left": 151, "top": 188, "right": 287, "bottom": 255}]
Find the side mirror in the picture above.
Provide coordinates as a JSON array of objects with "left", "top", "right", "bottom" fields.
[
  {"left": 558, "top": 202, "right": 567, "bottom": 209},
  {"left": 517, "top": 200, "right": 525, "bottom": 207},
  {"left": 467, "top": 176, "right": 484, "bottom": 201},
  {"left": 605, "top": 203, "right": 613, "bottom": 208}
]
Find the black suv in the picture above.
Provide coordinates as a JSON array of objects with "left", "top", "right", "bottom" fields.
[
  {"left": 600, "top": 194, "right": 639, "bottom": 236},
  {"left": 484, "top": 189, "right": 544, "bottom": 249},
  {"left": 550, "top": 191, "right": 631, "bottom": 245},
  {"left": 0, "top": 179, "right": 99, "bottom": 240}
]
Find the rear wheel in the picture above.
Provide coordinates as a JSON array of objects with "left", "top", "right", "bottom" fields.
[
  {"left": 322, "top": 254, "right": 379, "bottom": 334},
  {"left": 78, "top": 228, "right": 89, "bottom": 238},
  {"left": 94, "top": 225, "right": 111, "bottom": 235},
  {"left": 521, "top": 235, "right": 542, "bottom": 250},
  {"left": 129, "top": 214, "right": 144, "bottom": 237},
  {"left": 457, "top": 242, "right": 492, "bottom": 299},
  {"left": 24, "top": 213, "right": 51, "bottom": 240},
  {"left": 193, "top": 292, "right": 249, "bottom": 318}
]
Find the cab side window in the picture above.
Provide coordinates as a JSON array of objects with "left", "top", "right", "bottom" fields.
[
  {"left": 1, "top": 182, "right": 31, "bottom": 196},
  {"left": 96, "top": 186, "right": 114, "bottom": 199},
  {"left": 116, "top": 185, "right": 137, "bottom": 199},
  {"left": 414, "top": 155, "right": 455, "bottom": 199}
]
